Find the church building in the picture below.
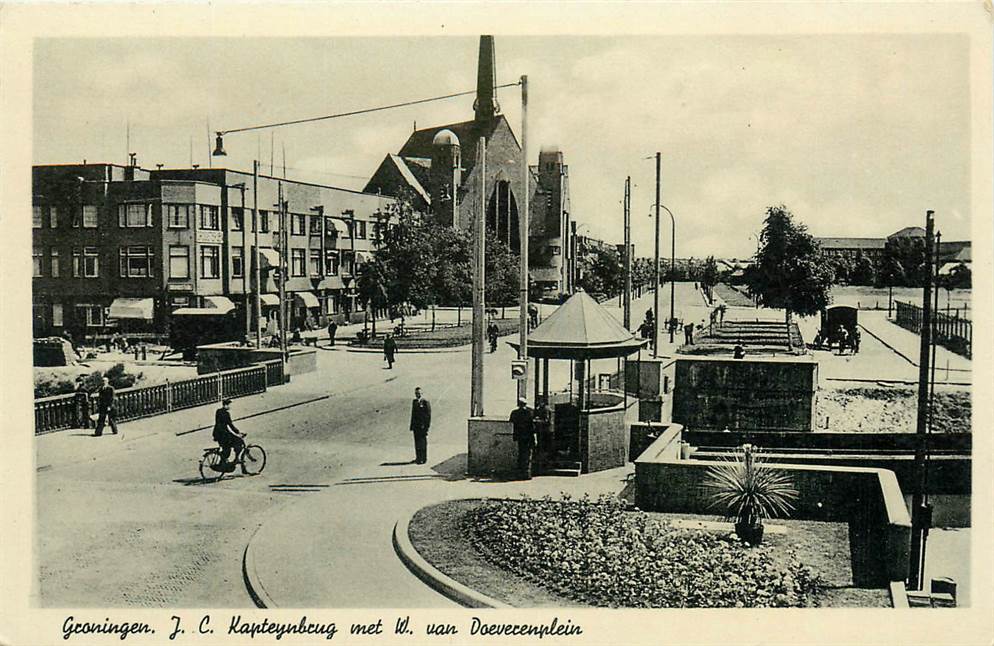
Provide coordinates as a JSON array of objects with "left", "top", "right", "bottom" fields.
[{"left": 364, "top": 36, "right": 573, "bottom": 300}]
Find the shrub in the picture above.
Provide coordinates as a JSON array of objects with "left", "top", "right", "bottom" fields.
[{"left": 467, "top": 494, "right": 819, "bottom": 608}]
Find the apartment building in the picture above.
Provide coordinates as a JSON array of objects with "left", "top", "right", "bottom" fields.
[{"left": 32, "top": 162, "right": 396, "bottom": 339}]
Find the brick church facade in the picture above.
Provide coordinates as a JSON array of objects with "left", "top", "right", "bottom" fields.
[{"left": 364, "top": 36, "right": 573, "bottom": 300}]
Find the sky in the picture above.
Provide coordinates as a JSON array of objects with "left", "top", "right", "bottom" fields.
[{"left": 33, "top": 34, "right": 971, "bottom": 258}]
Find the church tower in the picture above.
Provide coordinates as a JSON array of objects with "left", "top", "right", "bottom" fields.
[{"left": 473, "top": 35, "right": 500, "bottom": 125}]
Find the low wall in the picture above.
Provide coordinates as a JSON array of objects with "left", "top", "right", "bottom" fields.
[
  {"left": 581, "top": 395, "right": 636, "bottom": 473},
  {"left": 625, "top": 358, "right": 668, "bottom": 399},
  {"left": 197, "top": 343, "right": 315, "bottom": 377},
  {"left": 634, "top": 429, "right": 912, "bottom": 589},
  {"left": 286, "top": 348, "right": 317, "bottom": 376},
  {"left": 672, "top": 355, "right": 817, "bottom": 431},
  {"left": 467, "top": 417, "right": 516, "bottom": 477}
]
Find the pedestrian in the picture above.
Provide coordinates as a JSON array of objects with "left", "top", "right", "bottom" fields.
[
  {"left": 409, "top": 386, "right": 431, "bottom": 464},
  {"left": 684, "top": 321, "right": 694, "bottom": 345},
  {"left": 853, "top": 328, "right": 861, "bottom": 354},
  {"left": 533, "top": 398, "right": 552, "bottom": 466},
  {"left": 93, "top": 376, "right": 118, "bottom": 437},
  {"left": 73, "top": 377, "right": 91, "bottom": 429},
  {"left": 733, "top": 343, "right": 746, "bottom": 360},
  {"left": 487, "top": 321, "right": 499, "bottom": 353},
  {"left": 837, "top": 326, "right": 849, "bottom": 355},
  {"left": 718, "top": 304, "right": 727, "bottom": 325},
  {"left": 510, "top": 397, "right": 536, "bottom": 480},
  {"left": 327, "top": 320, "right": 338, "bottom": 347},
  {"left": 383, "top": 333, "right": 398, "bottom": 369},
  {"left": 291, "top": 327, "right": 302, "bottom": 344}
]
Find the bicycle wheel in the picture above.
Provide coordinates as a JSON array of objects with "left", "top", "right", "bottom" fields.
[
  {"left": 199, "top": 450, "right": 224, "bottom": 482},
  {"left": 241, "top": 444, "right": 267, "bottom": 476}
]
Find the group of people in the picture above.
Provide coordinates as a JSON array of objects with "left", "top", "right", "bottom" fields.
[
  {"left": 814, "top": 325, "right": 861, "bottom": 355},
  {"left": 74, "top": 376, "right": 119, "bottom": 436},
  {"left": 508, "top": 397, "right": 552, "bottom": 480}
]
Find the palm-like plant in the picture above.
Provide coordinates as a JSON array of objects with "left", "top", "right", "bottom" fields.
[{"left": 702, "top": 444, "right": 798, "bottom": 545}]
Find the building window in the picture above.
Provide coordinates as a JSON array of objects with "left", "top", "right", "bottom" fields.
[
  {"left": 309, "top": 249, "right": 322, "bottom": 276},
  {"left": 354, "top": 220, "right": 367, "bottom": 239},
  {"left": 341, "top": 254, "right": 354, "bottom": 276},
  {"left": 200, "top": 245, "right": 220, "bottom": 278},
  {"left": 310, "top": 216, "right": 323, "bottom": 235},
  {"left": 324, "top": 250, "right": 339, "bottom": 275},
  {"left": 199, "top": 205, "right": 220, "bottom": 230},
  {"left": 341, "top": 218, "right": 352, "bottom": 238},
  {"left": 165, "top": 204, "right": 192, "bottom": 228},
  {"left": 52, "top": 303, "right": 64, "bottom": 327},
  {"left": 550, "top": 245, "right": 562, "bottom": 255},
  {"left": 232, "top": 246, "right": 244, "bottom": 278},
  {"left": 291, "top": 213, "right": 306, "bottom": 236},
  {"left": 232, "top": 207, "right": 244, "bottom": 232},
  {"left": 259, "top": 210, "right": 270, "bottom": 233},
  {"left": 33, "top": 206, "right": 43, "bottom": 228},
  {"left": 119, "top": 246, "right": 154, "bottom": 278},
  {"left": 118, "top": 203, "right": 152, "bottom": 228},
  {"left": 50, "top": 206, "right": 59, "bottom": 228},
  {"left": 72, "top": 247, "right": 100, "bottom": 278},
  {"left": 82, "top": 205, "right": 99, "bottom": 228},
  {"left": 50, "top": 248, "right": 60, "bottom": 277},
  {"left": 75, "top": 304, "right": 104, "bottom": 328},
  {"left": 169, "top": 245, "right": 190, "bottom": 279},
  {"left": 33, "top": 248, "right": 42, "bottom": 277},
  {"left": 291, "top": 249, "right": 306, "bottom": 277}
]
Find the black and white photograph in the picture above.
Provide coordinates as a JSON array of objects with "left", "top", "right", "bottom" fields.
[{"left": 1, "top": 3, "right": 992, "bottom": 645}]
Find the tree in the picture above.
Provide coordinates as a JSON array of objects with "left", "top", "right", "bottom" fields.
[
  {"left": 746, "top": 205, "right": 833, "bottom": 322},
  {"left": 849, "top": 250, "right": 876, "bottom": 286},
  {"left": 577, "top": 246, "right": 623, "bottom": 299},
  {"left": 701, "top": 256, "right": 719, "bottom": 301},
  {"left": 356, "top": 259, "right": 389, "bottom": 337},
  {"left": 485, "top": 232, "right": 520, "bottom": 308},
  {"left": 883, "top": 237, "right": 927, "bottom": 287}
]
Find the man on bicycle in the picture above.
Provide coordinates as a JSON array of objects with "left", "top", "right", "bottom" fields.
[{"left": 213, "top": 398, "right": 246, "bottom": 472}]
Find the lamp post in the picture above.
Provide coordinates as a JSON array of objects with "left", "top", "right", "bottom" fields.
[{"left": 659, "top": 205, "right": 676, "bottom": 344}]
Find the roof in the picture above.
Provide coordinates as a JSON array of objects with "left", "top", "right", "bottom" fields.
[
  {"left": 398, "top": 116, "right": 505, "bottom": 179},
  {"left": 521, "top": 290, "right": 647, "bottom": 359},
  {"left": 888, "top": 226, "right": 926, "bottom": 239},
  {"left": 388, "top": 155, "right": 431, "bottom": 205},
  {"left": 816, "top": 237, "right": 887, "bottom": 250}
]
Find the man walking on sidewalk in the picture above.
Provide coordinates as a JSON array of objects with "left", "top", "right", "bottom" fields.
[
  {"left": 94, "top": 377, "right": 118, "bottom": 437},
  {"left": 510, "top": 397, "right": 536, "bottom": 480},
  {"left": 383, "top": 333, "right": 398, "bottom": 369},
  {"left": 327, "top": 320, "right": 338, "bottom": 347},
  {"left": 409, "top": 387, "right": 431, "bottom": 464}
]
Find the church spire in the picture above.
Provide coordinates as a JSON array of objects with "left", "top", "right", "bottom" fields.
[{"left": 474, "top": 35, "right": 500, "bottom": 124}]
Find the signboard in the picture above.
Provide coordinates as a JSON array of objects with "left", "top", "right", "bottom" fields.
[{"left": 511, "top": 360, "right": 528, "bottom": 381}]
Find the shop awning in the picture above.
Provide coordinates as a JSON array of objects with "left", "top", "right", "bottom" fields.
[
  {"left": 259, "top": 293, "right": 280, "bottom": 306},
  {"left": 294, "top": 291, "right": 320, "bottom": 308},
  {"left": 354, "top": 251, "right": 372, "bottom": 264},
  {"left": 330, "top": 219, "right": 351, "bottom": 235},
  {"left": 318, "top": 276, "right": 346, "bottom": 290},
  {"left": 257, "top": 248, "right": 280, "bottom": 269},
  {"left": 109, "top": 297, "right": 154, "bottom": 320},
  {"left": 202, "top": 296, "right": 235, "bottom": 313}
]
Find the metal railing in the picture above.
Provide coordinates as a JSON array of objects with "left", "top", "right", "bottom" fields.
[
  {"left": 894, "top": 300, "right": 972, "bottom": 358},
  {"left": 34, "top": 360, "right": 285, "bottom": 435}
]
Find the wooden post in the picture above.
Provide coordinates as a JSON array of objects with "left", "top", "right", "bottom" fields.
[{"left": 470, "top": 137, "right": 487, "bottom": 417}]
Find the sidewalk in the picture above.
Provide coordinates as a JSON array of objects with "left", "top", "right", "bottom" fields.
[
  {"left": 243, "top": 453, "right": 634, "bottom": 608},
  {"left": 858, "top": 310, "right": 972, "bottom": 373}
]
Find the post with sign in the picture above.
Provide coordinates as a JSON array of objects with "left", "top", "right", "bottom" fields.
[{"left": 511, "top": 360, "right": 528, "bottom": 381}]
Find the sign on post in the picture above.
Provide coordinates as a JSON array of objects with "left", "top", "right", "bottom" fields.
[{"left": 511, "top": 360, "right": 528, "bottom": 381}]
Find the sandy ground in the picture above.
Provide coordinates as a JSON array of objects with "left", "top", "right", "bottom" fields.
[{"left": 816, "top": 385, "right": 970, "bottom": 433}]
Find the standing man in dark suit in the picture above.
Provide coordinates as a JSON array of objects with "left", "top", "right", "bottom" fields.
[
  {"left": 510, "top": 398, "right": 536, "bottom": 480},
  {"left": 409, "top": 386, "right": 431, "bottom": 464},
  {"left": 94, "top": 377, "right": 118, "bottom": 437},
  {"left": 383, "top": 333, "right": 398, "bottom": 369}
]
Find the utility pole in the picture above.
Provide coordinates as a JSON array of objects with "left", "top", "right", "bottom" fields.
[
  {"left": 253, "top": 161, "right": 261, "bottom": 348},
  {"left": 235, "top": 183, "right": 249, "bottom": 340},
  {"left": 653, "top": 152, "right": 661, "bottom": 358},
  {"left": 623, "top": 176, "right": 632, "bottom": 330},
  {"left": 277, "top": 182, "right": 288, "bottom": 363},
  {"left": 909, "top": 209, "right": 935, "bottom": 591},
  {"left": 471, "top": 137, "right": 487, "bottom": 417},
  {"left": 517, "top": 75, "right": 529, "bottom": 402},
  {"left": 669, "top": 205, "right": 676, "bottom": 344}
]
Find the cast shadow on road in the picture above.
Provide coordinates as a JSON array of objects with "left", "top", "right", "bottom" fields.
[{"left": 171, "top": 474, "right": 255, "bottom": 487}]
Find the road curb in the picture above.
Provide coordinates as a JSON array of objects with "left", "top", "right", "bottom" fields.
[
  {"left": 242, "top": 522, "right": 277, "bottom": 609},
  {"left": 344, "top": 345, "right": 468, "bottom": 354},
  {"left": 392, "top": 509, "right": 511, "bottom": 609}
]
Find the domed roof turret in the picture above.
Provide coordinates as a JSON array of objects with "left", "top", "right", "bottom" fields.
[{"left": 432, "top": 129, "right": 460, "bottom": 147}]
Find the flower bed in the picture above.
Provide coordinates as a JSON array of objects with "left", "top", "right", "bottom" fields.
[
  {"left": 355, "top": 319, "right": 519, "bottom": 349},
  {"left": 467, "top": 495, "right": 817, "bottom": 608}
]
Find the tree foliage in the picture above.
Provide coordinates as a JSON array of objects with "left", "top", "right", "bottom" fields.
[
  {"left": 746, "top": 205, "right": 833, "bottom": 321},
  {"left": 577, "top": 246, "right": 623, "bottom": 298}
]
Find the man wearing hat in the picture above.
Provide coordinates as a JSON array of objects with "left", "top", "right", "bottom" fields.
[
  {"left": 213, "top": 398, "right": 246, "bottom": 472},
  {"left": 509, "top": 397, "right": 536, "bottom": 480}
]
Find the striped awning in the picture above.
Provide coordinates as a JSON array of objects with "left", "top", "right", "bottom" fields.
[
  {"left": 318, "top": 276, "right": 346, "bottom": 290},
  {"left": 259, "top": 293, "right": 280, "bottom": 306},
  {"left": 258, "top": 248, "right": 280, "bottom": 269},
  {"left": 202, "top": 296, "right": 235, "bottom": 313}
]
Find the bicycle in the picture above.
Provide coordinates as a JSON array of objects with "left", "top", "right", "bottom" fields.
[{"left": 199, "top": 438, "right": 267, "bottom": 482}]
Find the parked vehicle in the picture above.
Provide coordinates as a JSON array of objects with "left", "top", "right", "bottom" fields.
[
  {"left": 815, "top": 305, "right": 858, "bottom": 350},
  {"left": 169, "top": 308, "right": 244, "bottom": 360}
]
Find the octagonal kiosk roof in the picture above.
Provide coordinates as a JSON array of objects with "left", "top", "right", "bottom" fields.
[{"left": 511, "top": 290, "right": 647, "bottom": 360}]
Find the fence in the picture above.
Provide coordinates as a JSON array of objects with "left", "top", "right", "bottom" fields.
[
  {"left": 34, "top": 359, "right": 285, "bottom": 434},
  {"left": 894, "top": 301, "right": 972, "bottom": 358}
]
